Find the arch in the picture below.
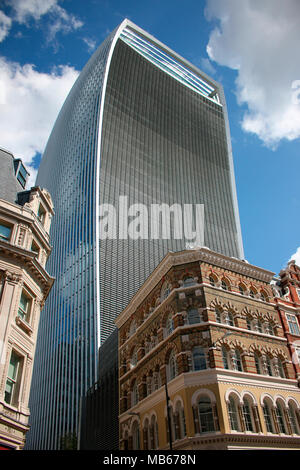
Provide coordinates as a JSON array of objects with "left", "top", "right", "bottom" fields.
[
  {"left": 238, "top": 281, "right": 247, "bottom": 295},
  {"left": 225, "top": 388, "right": 242, "bottom": 405},
  {"left": 191, "top": 388, "right": 216, "bottom": 407},
  {"left": 260, "top": 393, "right": 275, "bottom": 407},
  {"left": 241, "top": 390, "right": 257, "bottom": 406},
  {"left": 221, "top": 276, "right": 231, "bottom": 291},
  {"left": 160, "top": 280, "right": 172, "bottom": 302},
  {"left": 208, "top": 272, "right": 219, "bottom": 287}
]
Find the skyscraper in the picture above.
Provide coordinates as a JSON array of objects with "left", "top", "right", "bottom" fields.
[{"left": 27, "top": 19, "right": 244, "bottom": 449}]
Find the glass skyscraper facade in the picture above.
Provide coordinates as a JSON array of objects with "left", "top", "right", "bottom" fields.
[{"left": 27, "top": 20, "right": 244, "bottom": 449}]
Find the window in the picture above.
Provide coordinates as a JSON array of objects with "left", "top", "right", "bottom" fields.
[
  {"left": 31, "top": 239, "right": 40, "bottom": 258},
  {"left": 198, "top": 396, "right": 216, "bottom": 433},
  {"left": 277, "top": 358, "right": 286, "bottom": 378},
  {"left": 221, "top": 279, "right": 228, "bottom": 291},
  {"left": 209, "top": 276, "right": 216, "bottom": 287},
  {"left": 168, "top": 351, "right": 177, "bottom": 381},
  {"left": 225, "top": 311, "right": 234, "bottom": 326},
  {"left": 275, "top": 402, "right": 287, "bottom": 434},
  {"left": 132, "top": 381, "right": 139, "bottom": 406},
  {"left": 254, "top": 353, "right": 262, "bottom": 374},
  {"left": 256, "top": 320, "right": 263, "bottom": 333},
  {"left": 132, "top": 421, "right": 140, "bottom": 450},
  {"left": 228, "top": 396, "right": 240, "bottom": 431},
  {"left": 233, "top": 349, "right": 243, "bottom": 372},
  {"left": 166, "top": 314, "right": 174, "bottom": 335},
  {"left": 249, "top": 289, "right": 255, "bottom": 298},
  {"left": 266, "top": 322, "right": 275, "bottom": 336},
  {"left": 129, "top": 320, "right": 136, "bottom": 337},
  {"left": 187, "top": 307, "right": 199, "bottom": 325},
  {"left": 5, "top": 351, "right": 23, "bottom": 406},
  {"left": 37, "top": 204, "right": 46, "bottom": 225},
  {"left": 263, "top": 400, "right": 275, "bottom": 433},
  {"left": 130, "top": 348, "right": 138, "bottom": 369},
  {"left": 286, "top": 314, "right": 300, "bottom": 336},
  {"left": 16, "top": 163, "right": 28, "bottom": 188},
  {"left": 242, "top": 398, "right": 254, "bottom": 432},
  {"left": 0, "top": 222, "right": 12, "bottom": 242},
  {"left": 239, "top": 284, "right": 246, "bottom": 295},
  {"left": 246, "top": 316, "right": 253, "bottom": 331},
  {"left": 288, "top": 403, "right": 300, "bottom": 435},
  {"left": 161, "top": 282, "right": 171, "bottom": 301},
  {"left": 183, "top": 276, "right": 195, "bottom": 287},
  {"left": 215, "top": 308, "right": 222, "bottom": 323},
  {"left": 192, "top": 347, "right": 207, "bottom": 371},
  {"left": 296, "top": 288, "right": 300, "bottom": 301},
  {"left": 222, "top": 346, "right": 230, "bottom": 370},
  {"left": 266, "top": 356, "right": 274, "bottom": 376},
  {"left": 18, "top": 291, "right": 32, "bottom": 322}
]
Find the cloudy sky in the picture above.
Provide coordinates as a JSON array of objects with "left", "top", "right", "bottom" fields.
[{"left": 0, "top": 0, "right": 299, "bottom": 275}]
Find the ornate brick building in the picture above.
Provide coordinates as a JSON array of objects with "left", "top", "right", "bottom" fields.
[
  {"left": 115, "top": 248, "right": 300, "bottom": 450},
  {"left": 0, "top": 147, "right": 54, "bottom": 449},
  {"left": 273, "top": 261, "right": 300, "bottom": 383}
]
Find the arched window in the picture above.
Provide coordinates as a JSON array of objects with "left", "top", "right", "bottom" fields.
[
  {"left": 222, "top": 346, "right": 230, "bottom": 370},
  {"left": 151, "top": 415, "right": 159, "bottom": 449},
  {"left": 166, "top": 313, "right": 174, "bottom": 336},
  {"left": 228, "top": 395, "right": 241, "bottom": 431},
  {"left": 254, "top": 352, "right": 262, "bottom": 374},
  {"left": 288, "top": 402, "right": 300, "bottom": 435},
  {"left": 246, "top": 315, "right": 253, "bottom": 331},
  {"left": 174, "top": 401, "right": 186, "bottom": 440},
  {"left": 143, "top": 418, "right": 151, "bottom": 450},
  {"left": 192, "top": 346, "right": 207, "bottom": 371},
  {"left": 275, "top": 401, "right": 288, "bottom": 434},
  {"left": 277, "top": 357, "right": 286, "bottom": 378},
  {"left": 187, "top": 307, "right": 200, "bottom": 325},
  {"left": 249, "top": 288, "right": 256, "bottom": 299},
  {"left": 215, "top": 307, "right": 222, "bottom": 323},
  {"left": 168, "top": 351, "right": 177, "bottom": 381},
  {"left": 265, "top": 355, "right": 274, "bottom": 376},
  {"left": 233, "top": 349, "right": 243, "bottom": 372},
  {"left": 132, "top": 381, "right": 139, "bottom": 406},
  {"left": 260, "top": 291, "right": 269, "bottom": 302},
  {"left": 239, "top": 284, "right": 246, "bottom": 295},
  {"left": 197, "top": 396, "right": 216, "bottom": 433},
  {"left": 242, "top": 397, "right": 255, "bottom": 432},
  {"left": 225, "top": 311, "right": 235, "bottom": 326},
  {"left": 266, "top": 322, "right": 275, "bottom": 336},
  {"left": 132, "top": 421, "right": 140, "bottom": 450},
  {"left": 221, "top": 279, "right": 229, "bottom": 291},
  {"left": 256, "top": 319, "right": 263, "bottom": 333},
  {"left": 262, "top": 398, "right": 275, "bottom": 433},
  {"left": 183, "top": 276, "right": 196, "bottom": 287},
  {"left": 130, "top": 347, "right": 138, "bottom": 369},
  {"left": 161, "top": 282, "right": 171, "bottom": 301},
  {"left": 209, "top": 275, "right": 217, "bottom": 287}
]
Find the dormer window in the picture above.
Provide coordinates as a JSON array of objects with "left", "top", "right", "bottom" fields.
[
  {"left": 0, "top": 222, "right": 12, "bottom": 242},
  {"left": 14, "top": 160, "right": 29, "bottom": 188}
]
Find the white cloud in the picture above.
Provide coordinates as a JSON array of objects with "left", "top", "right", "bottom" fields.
[
  {"left": 0, "top": 57, "right": 79, "bottom": 187},
  {"left": 4, "top": 0, "right": 83, "bottom": 43},
  {"left": 0, "top": 11, "right": 12, "bottom": 42},
  {"left": 200, "top": 57, "right": 216, "bottom": 76},
  {"left": 8, "top": 0, "right": 58, "bottom": 22},
  {"left": 290, "top": 247, "right": 300, "bottom": 267},
  {"left": 205, "top": 0, "right": 300, "bottom": 148}
]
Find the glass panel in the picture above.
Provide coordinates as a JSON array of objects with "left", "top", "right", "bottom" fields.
[
  {"left": 0, "top": 223, "right": 11, "bottom": 241},
  {"left": 187, "top": 308, "right": 199, "bottom": 324},
  {"left": 198, "top": 397, "right": 215, "bottom": 433},
  {"left": 193, "top": 347, "right": 206, "bottom": 371}
]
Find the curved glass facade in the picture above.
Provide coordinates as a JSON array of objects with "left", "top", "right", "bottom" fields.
[{"left": 27, "top": 20, "right": 243, "bottom": 449}]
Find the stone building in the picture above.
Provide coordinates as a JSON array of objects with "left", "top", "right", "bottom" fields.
[
  {"left": 273, "top": 260, "right": 300, "bottom": 383},
  {"left": 0, "top": 147, "right": 54, "bottom": 449},
  {"left": 115, "top": 247, "right": 300, "bottom": 450}
]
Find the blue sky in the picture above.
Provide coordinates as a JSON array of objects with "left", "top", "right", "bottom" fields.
[{"left": 0, "top": 0, "right": 299, "bottom": 276}]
